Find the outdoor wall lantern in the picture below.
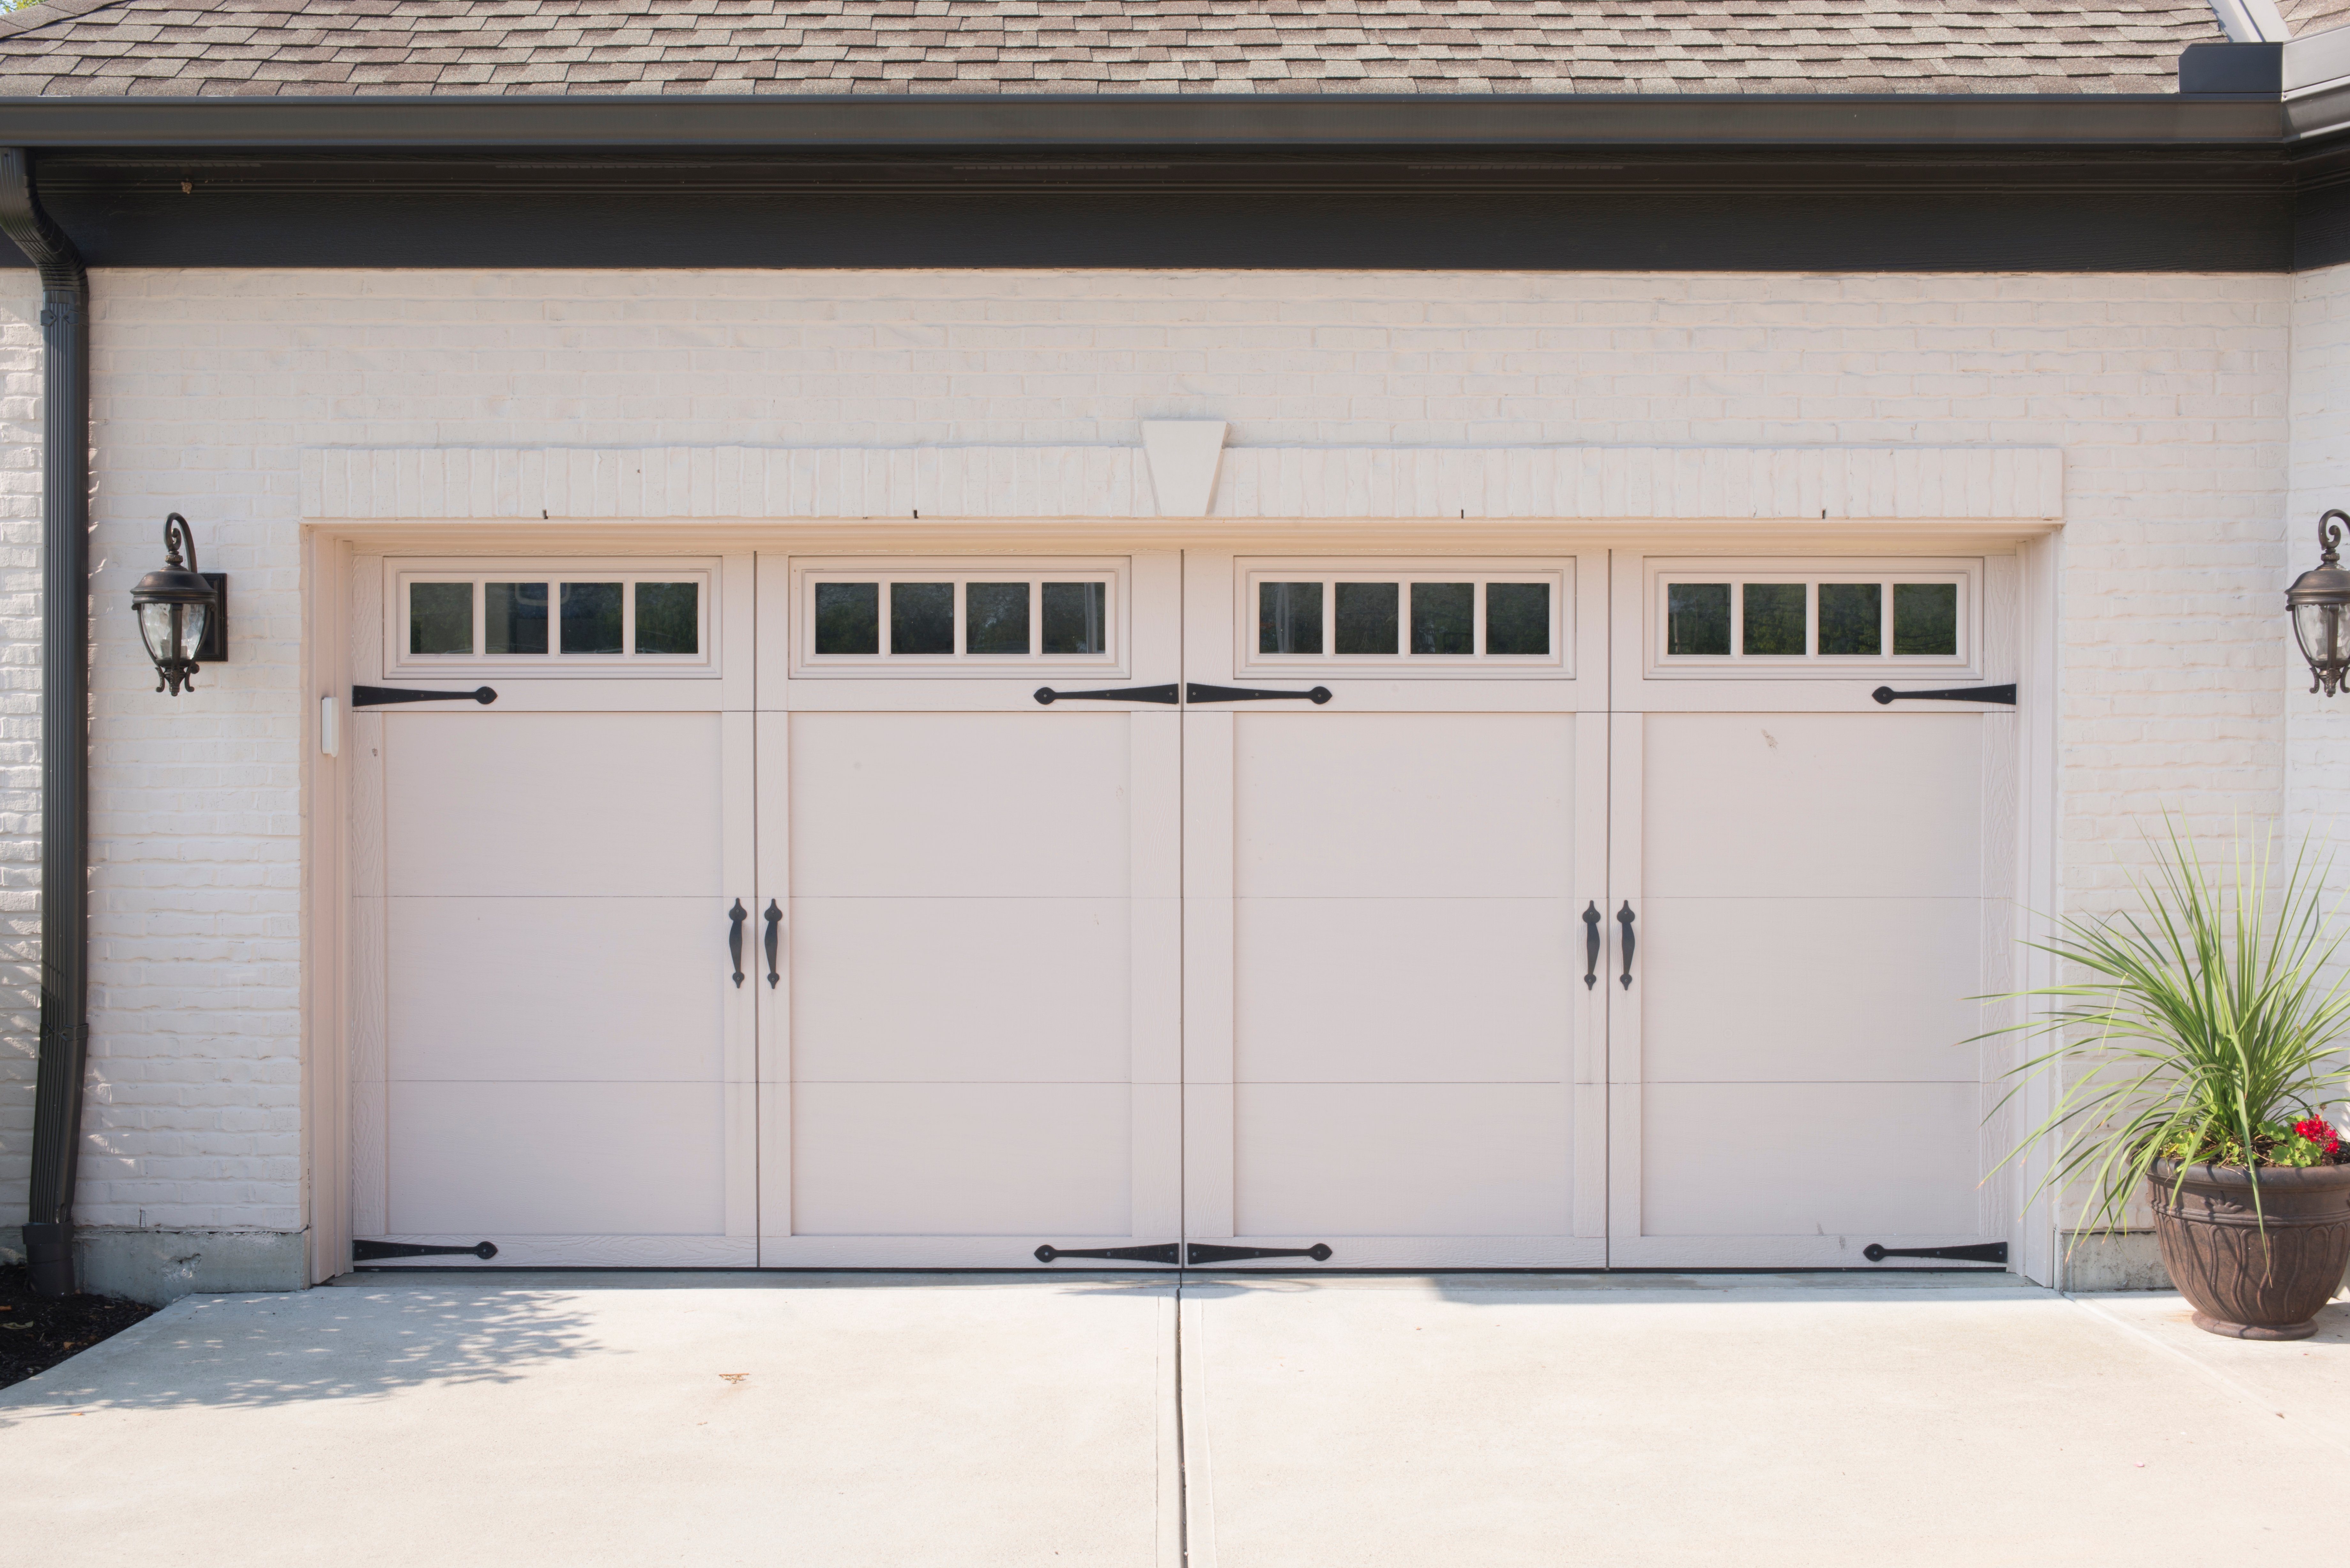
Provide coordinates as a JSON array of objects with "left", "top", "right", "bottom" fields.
[
  {"left": 2289, "top": 509, "right": 2350, "bottom": 698},
  {"left": 130, "top": 512, "right": 225, "bottom": 696}
]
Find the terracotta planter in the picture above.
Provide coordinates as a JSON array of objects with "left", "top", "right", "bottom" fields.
[{"left": 2148, "top": 1159, "right": 2350, "bottom": 1340}]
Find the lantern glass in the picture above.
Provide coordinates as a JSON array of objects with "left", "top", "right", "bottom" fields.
[
  {"left": 2293, "top": 598, "right": 2350, "bottom": 670},
  {"left": 136, "top": 601, "right": 177, "bottom": 667}
]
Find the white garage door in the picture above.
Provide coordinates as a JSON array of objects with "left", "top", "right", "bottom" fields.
[{"left": 348, "top": 546, "right": 2014, "bottom": 1272}]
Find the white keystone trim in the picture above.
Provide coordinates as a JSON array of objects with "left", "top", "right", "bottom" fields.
[
  {"left": 1140, "top": 419, "right": 1229, "bottom": 517},
  {"left": 302, "top": 445, "right": 2063, "bottom": 523}
]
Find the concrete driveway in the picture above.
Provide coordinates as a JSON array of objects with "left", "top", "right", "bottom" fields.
[{"left": 4, "top": 1270, "right": 2344, "bottom": 1567}]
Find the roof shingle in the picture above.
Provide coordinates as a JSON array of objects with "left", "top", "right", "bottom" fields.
[{"left": 0, "top": 0, "right": 2227, "bottom": 97}]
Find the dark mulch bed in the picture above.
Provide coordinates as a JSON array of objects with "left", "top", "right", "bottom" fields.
[{"left": 0, "top": 1264, "right": 156, "bottom": 1391}]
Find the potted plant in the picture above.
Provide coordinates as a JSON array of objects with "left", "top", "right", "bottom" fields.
[{"left": 1992, "top": 824, "right": 2350, "bottom": 1339}]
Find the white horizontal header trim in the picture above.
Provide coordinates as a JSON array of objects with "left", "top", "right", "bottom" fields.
[{"left": 302, "top": 444, "right": 2063, "bottom": 523}]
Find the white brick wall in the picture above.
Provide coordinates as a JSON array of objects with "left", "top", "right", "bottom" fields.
[
  {"left": 51, "top": 267, "right": 2297, "bottom": 1238},
  {"left": 0, "top": 271, "right": 39, "bottom": 1228},
  {"left": 2287, "top": 262, "right": 2350, "bottom": 888}
]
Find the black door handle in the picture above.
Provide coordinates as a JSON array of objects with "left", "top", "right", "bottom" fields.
[
  {"left": 351, "top": 684, "right": 497, "bottom": 708},
  {"left": 1034, "top": 684, "right": 1179, "bottom": 705},
  {"left": 727, "top": 899, "right": 747, "bottom": 988},
  {"left": 1617, "top": 901, "right": 1636, "bottom": 989},
  {"left": 1871, "top": 683, "right": 2015, "bottom": 705},
  {"left": 1185, "top": 683, "right": 1332, "bottom": 705},
  {"left": 762, "top": 899, "right": 782, "bottom": 989},
  {"left": 1582, "top": 902, "right": 1602, "bottom": 990}
]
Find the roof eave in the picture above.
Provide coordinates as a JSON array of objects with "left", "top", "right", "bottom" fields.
[{"left": 0, "top": 92, "right": 2288, "bottom": 151}]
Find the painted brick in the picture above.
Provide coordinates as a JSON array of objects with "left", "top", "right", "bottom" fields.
[{"left": 0, "top": 266, "right": 2313, "bottom": 1239}]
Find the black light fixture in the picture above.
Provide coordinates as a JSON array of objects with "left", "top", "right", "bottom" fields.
[
  {"left": 129, "top": 512, "right": 225, "bottom": 696},
  {"left": 2289, "top": 509, "right": 2350, "bottom": 698}
]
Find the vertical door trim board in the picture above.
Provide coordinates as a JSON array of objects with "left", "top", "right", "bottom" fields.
[{"left": 303, "top": 534, "right": 353, "bottom": 1282}]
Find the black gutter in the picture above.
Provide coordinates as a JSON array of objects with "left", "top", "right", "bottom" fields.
[
  {"left": 0, "top": 149, "right": 87, "bottom": 1298},
  {"left": 0, "top": 92, "right": 2291, "bottom": 151}
]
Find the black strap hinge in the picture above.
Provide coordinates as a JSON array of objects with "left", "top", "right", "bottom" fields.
[
  {"left": 1871, "top": 684, "right": 2015, "bottom": 706},
  {"left": 1186, "top": 1243, "right": 1332, "bottom": 1265},
  {"left": 352, "top": 685, "right": 498, "bottom": 708},
  {"left": 1033, "top": 1243, "right": 1181, "bottom": 1265},
  {"left": 1033, "top": 684, "right": 1179, "bottom": 705},
  {"left": 1863, "top": 1241, "right": 2006, "bottom": 1264},
  {"left": 1185, "top": 683, "right": 1332, "bottom": 705},
  {"left": 353, "top": 1240, "right": 498, "bottom": 1262}
]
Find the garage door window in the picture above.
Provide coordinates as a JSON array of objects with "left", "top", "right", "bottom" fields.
[
  {"left": 800, "top": 567, "right": 1121, "bottom": 670},
  {"left": 393, "top": 561, "right": 716, "bottom": 675},
  {"left": 1651, "top": 559, "right": 1975, "bottom": 674},
  {"left": 1240, "top": 561, "right": 1572, "bottom": 676}
]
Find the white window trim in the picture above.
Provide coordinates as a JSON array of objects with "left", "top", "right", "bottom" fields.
[
  {"left": 386, "top": 555, "right": 721, "bottom": 679},
  {"left": 1643, "top": 555, "right": 1982, "bottom": 681},
  {"left": 1236, "top": 556, "right": 1574, "bottom": 680},
  {"left": 790, "top": 556, "right": 1129, "bottom": 679}
]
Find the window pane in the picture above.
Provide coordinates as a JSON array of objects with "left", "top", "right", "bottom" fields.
[
  {"left": 1818, "top": 583, "right": 1882, "bottom": 655},
  {"left": 1411, "top": 582, "right": 1474, "bottom": 655},
  {"left": 815, "top": 582, "right": 879, "bottom": 654},
  {"left": 1258, "top": 581, "right": 1323, "bottom": 655},
  {"left": 1893, "top": 583, "right": 1958, "bottom": 656},
  {"left": 485, "top": 582, "right": 550, "bottom": 655},
  {"left": 634, "top": 582, "right": 699, "bottom": 656},
  {"left": 1485, "top": 582, "right": 1550, "bottom": 656},
  {"left": 1042, "top": 581, "right": 1108, "bottom": 654},
  {"left": 1335, "top": 582, "right": 1399, "bottom": 655},
  {"left": 966, "top": 582, "right": 1030, "bottom": 656},
  {"left": 559, "top": 582, "right": 624, "bottom": 654},
  {"left": 1666, "top": 583, "right": 1730, "bottom": 656},
  {"left": 409, "top": 582, "right": 473, "bottom": 656},
  {"left": 891, "top": 582, "right": 954, "bottom": 656},
  {"left": 1741, "top": 583, "right": 1807, "bottom": 656}
]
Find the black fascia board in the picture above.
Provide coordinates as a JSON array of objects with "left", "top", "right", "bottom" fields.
[{"left": 0, "top": 91, "right": 2290, "bottom": 152}]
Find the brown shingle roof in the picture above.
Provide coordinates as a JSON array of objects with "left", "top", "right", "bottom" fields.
[
  {"left": 0, "top": 1, "right": 2227, "bottom": 98},
  {"left": 2283, "top": 0, "right": 2350, "bottom": 38}
]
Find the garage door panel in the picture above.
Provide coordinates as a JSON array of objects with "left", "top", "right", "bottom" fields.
[
  {"left": 790, "top": 897, "right": 1130, "bottom": 1083},
  {"left": 1643, "top": 713, "right": 1982, "bottom": 899},
  {"left": 1639, "top": 897, "right": 1983, "bottom": 1083},
  {"left": 388, "top": 896, "right": 728, "bottom": 1082},
  {"left": 1637, "top": 1082, "right": 1982, "bottom": 1238},
  {"left": 1235, "top": 898, "right": 1573, "bottom": 1084},
  {"left": 386, "top": 712, "right": 724, "bottom": 898},
  {"left": 1234, "top": 1083, "right": 1573, "bottom": 1238},
  {"left": 791, "top": 1083, "right": 1131, "bottom": 1236},
  {"left": 789, "top": 712, "right": 1130, "bottom": 899},
  {"left": 387, "top": 1080, "right": 727, "bottom": 1236},
  {"left": 1235, "top": 712, "right": 1574, "bottom": 898}
]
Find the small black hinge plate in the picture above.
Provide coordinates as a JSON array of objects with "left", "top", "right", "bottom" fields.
[
  {"left": 352, "top": 685, "right": 499, "bottom": 708},
  {"left": 1186, "top": 1243, "right": 1333, "bottom": 1265},
  {"left": 1033, "top": 1243, "right": 1182, "bottom": 1265},
  {"left": 353, "top": 1239, "right": 499, "bottom": 1262},
  {"left": 1862, "top": 1241, "right": 2007, "bottom": 1264}
]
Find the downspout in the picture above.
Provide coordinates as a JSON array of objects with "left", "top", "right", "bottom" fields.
[{"left": 0, "top": 150, "right": 90, "bottom": 1297}]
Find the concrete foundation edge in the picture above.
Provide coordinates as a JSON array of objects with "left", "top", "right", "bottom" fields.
[
  {"left": 2, "top": 1225, "right": 307, "bottom": 1306},
  {"left": 2056, "top": 1229, "right": 2172, "bottom": 1292}
]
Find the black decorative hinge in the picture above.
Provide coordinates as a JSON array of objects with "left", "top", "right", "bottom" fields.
[
  {"left": 1871, "top": 684, "right": 2016, "bottom": 706},
  {"left": 1186, "top": 683, "right": 1332, "bottom": 705},
  {"left": 1186, "top": 1243, "right": 1333, "bottom": 1265},
  {"left": 352, "top": 685, "right": 498, "bottom": 708},
  {"left": 1862, "top": 1241, "right": 2007, "bottom": 1264},
  {"left": 1033, "top": 1243, "right": 1182, "bottom": 1265},
  {"left": 352, "top": 1240, "right": 499, "bottom": 1262},
  {"left": 1034, "top": 684, "right": 1179, "bottom": 705}
]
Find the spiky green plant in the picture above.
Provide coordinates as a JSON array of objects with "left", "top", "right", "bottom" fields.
[{"left": 1986, "top": 820, "right": 2350, "bottom": 1236}]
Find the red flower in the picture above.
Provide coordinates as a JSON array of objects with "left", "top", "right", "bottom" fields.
[{"left": 2292, "top": 1116, "right": 2341, "bottom": 1154}]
